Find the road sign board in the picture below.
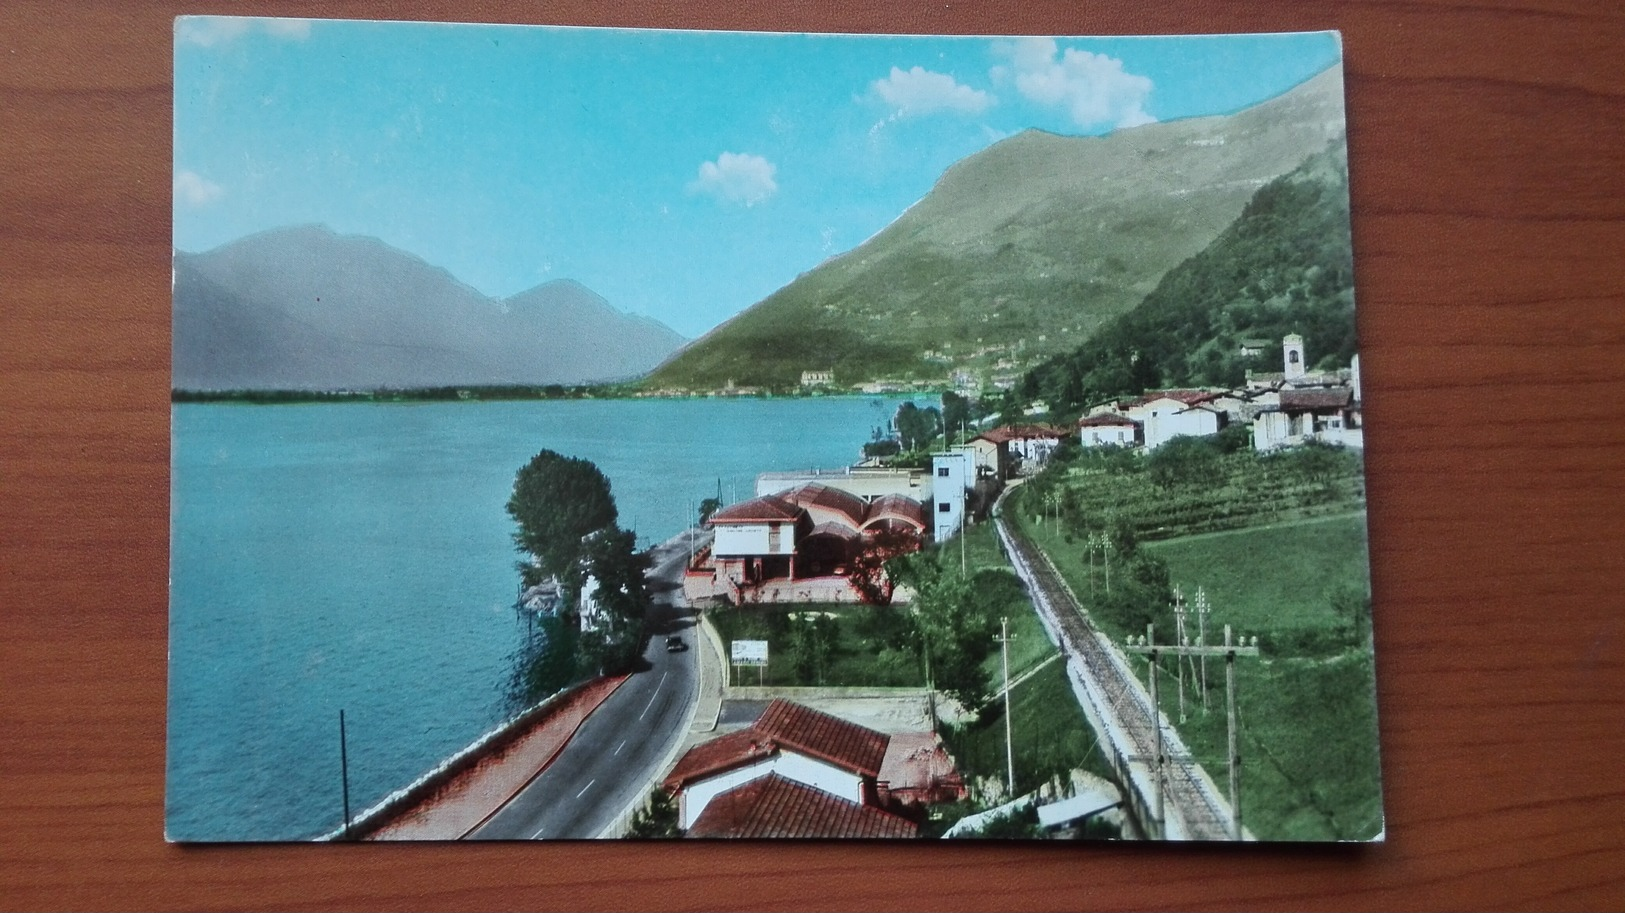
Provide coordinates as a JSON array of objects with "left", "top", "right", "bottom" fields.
[{"left": 730, "top": 640, "right": 768, "bottom": 666}]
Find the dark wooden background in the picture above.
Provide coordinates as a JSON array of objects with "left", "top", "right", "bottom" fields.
[{"left": 4, "top": 2, "right": 1622, "bottom": 909}]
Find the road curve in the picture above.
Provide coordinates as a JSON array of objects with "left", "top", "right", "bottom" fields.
[{"left": 468, "top": 533, "right": 705, "bottom": 840}]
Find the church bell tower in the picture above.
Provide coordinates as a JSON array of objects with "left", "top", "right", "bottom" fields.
[{"left": 1283, "top": 334, "right": 1306, "bottom": 381}]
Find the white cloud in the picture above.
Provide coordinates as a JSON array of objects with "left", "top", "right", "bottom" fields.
[
  {"left": 176, "top": 16, "right": 312, "bottom": 47},
  {"left": 871, "top": 66, "right": 994, "bottom": 118},
  {"left": 261, "top": 18, "right": 312, "bottom": 40},
  {"left": 173, "top": 170, "right": 224, "bottom": 207},
  {"left": 688, "top": 152, "right": 778, "bottom": 207},
  {"left": 994, "top": 37, "right": 1154, "bottom": 130}
]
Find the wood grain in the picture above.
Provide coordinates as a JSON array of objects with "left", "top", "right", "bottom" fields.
[{"left": 3, "top": 1, "right": 1622, "bottom": 909}]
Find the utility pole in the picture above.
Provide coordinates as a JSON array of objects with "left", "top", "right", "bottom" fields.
[
  {"left": 995, "top": 616, "right": 1017, "bottom": 796},
  {"left": 338, "top": 709, "right": 352, "bottom": 839},
  {"left": 1195, "top": 587, "right": 1212, "bottom": 710},
  {"left": 1125, "top": 622, "right": 1260, "bottom": 840},
  {"left": 1172, "top": 587, "right": 1187, "bottom": 723}
]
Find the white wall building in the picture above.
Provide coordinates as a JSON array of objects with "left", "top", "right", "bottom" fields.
[
  {"left": 1143, "top": 404, "right": 1224, "bottom": 450},
  {"left": 1077, "top": 413, "right": 1140, "bottom": 448},
  {"left": 931, "top": 448, "right": 976, "bottom": 541}
]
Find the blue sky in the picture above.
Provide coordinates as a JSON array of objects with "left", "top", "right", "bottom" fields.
[{"left": 173, "top": 19, "right": 1341, "bottom": 338}]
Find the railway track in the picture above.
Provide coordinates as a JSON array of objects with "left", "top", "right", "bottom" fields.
[{"left": 998, "top": 515, "right": 1234, "bottom": 840}]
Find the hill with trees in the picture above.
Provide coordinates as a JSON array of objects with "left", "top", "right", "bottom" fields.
[
  {"left": 643, "top": 66, "right": 1349, "bottom": 392},
  {"left": 1014, "top": 137, "right": 1355, "bottom": 415}
]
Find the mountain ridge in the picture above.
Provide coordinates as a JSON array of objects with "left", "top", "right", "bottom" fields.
[
  {"left": 172, "top": 226, "right": 686, "bottom": 391},
  {"left": 644, "top": 64, "right": 1348, "bottom": 392}
]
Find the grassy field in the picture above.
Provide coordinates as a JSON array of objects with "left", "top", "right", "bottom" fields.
[
  {"left": 1167, "top": 650, "right": 1383, "bottom": 841},
  {"left": 707, "top": 602, "right": 928, "bottom": 688},
  {"left": 939, "top": 657, "right": 1115, "bottom": 800},
  {"left": 1016, "top": 508, "right": 1382, "bottom": 840},
  {"left": 1146, "top": 512, "right": 1371, "bottom": 636}
]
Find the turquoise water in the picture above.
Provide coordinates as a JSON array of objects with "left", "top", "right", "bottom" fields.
[{"left": 166, "top": 396, "right": 911, "bottom": 840}]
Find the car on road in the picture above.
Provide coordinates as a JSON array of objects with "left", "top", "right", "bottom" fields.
[{"left": 665, "top": 634, "right": 685, "bottom": 653}]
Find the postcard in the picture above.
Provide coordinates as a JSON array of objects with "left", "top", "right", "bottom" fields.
[{"left": 169, "top": 17, "right": 1380, "bottom": 842}]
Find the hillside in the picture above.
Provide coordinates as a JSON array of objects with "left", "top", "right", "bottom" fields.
[
  {"left": 644, "top": 65, "right": 1348, "bottom": 392},
  {"left": 1016, "top": 136, "right": 1355, "bottom": 414},
  {"left": 172, "top": 226, "right": 685, "bottom": 391}
]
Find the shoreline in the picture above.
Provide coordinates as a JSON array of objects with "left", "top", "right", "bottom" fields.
[{"left": 170, "top": 389, "right": 952, "bottom": 406}]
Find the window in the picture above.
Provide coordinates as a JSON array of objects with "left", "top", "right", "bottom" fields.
[
  {"left": 937, "top": 466, "right": 950, "bottom": 477},
  {"left": 938, "top": 502, "right": 952, "bottom": 513}
]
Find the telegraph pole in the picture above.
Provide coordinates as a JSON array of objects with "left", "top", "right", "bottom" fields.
[
  {"left": 1125, "top": 621, "right": 1260, "bottom": 840},
  {"left": 995, "top": 616, "right": 1017, "bottom": 795},
  {"left": 1195, "top": 587, "right": 1212, "bottom": 710},
  {"left": 338, "top": 709, "right": 352, "bottom": 839},
  {"left": 1173, "top": 587, "right": 1188, "bottom": 723}
]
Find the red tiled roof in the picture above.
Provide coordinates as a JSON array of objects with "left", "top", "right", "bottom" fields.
[
  {"left": 862, "top": 494, "right": 926, "bottom": 531},
  {"left": 1123, "top": 389, "right": 1219, "bottom": 408},
  {"left": 1279, "top": 387, "right": 1353, "bottom": 412},
  {"left": 707, "top": 494, "right": 802, "bottom": 525},
  {"left": 663, "top": 729, "right": 777, "bottom": 791},
  {"left": 753, "top": 699, "right": 890, "bottom": 778},
  {"left": 686, "top": 774, "right": 917, "bottom": 839},
  {"left": 974, "top": 424, "right": 1068, "bottom": 444},
  {"left": 806, "top": 521, "right": 860, "bottom": 541},
  {"left": 878, "top": 732, "right": 965, "bottom": 805},
  {"left": 1077, "top": 413, "right": 1140, "bottom": 428},
  {"left": 783, "top": 483, "right": 868, "bottom": 530}
]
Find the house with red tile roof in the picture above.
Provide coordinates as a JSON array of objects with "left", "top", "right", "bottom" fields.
[
  {"left": 1077, "top": 412, "right": 1141, "bottom": 448},
  {"left": 686, "top": 483, "right": 928, "bottom": 605},
  {"left": 663, "top": 699, "right": 959, "bottom": 838},
  {"left": 968, "top": 424, "right": 1070, "bottom": 478}
]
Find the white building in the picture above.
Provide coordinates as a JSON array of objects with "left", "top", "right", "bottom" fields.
[
  {"left": 755, "top": 465, "right": 929, "bottom": 502},
  {"left": 662, "top": 699, "right": 918, "bottom": 838},
  {"left": 1077, "top": 413, "right": 1140, "bottom": 448},
  {"left": 1144, "top": 403, "right": 1224, "bottom": 450},
  {"left": 1249, "top": 335, "right": 1363, "bottom": 451},
  {"left": 931, "top": 448, "right": 976, "bottom": 541}
]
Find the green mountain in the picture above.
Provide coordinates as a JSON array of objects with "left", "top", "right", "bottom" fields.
[
  {"left": 645, "top": 65, "right": 1349, "bottom": 393},
  {"left": 1017, "top": 137, "right": 1355, "bottom": 414}
]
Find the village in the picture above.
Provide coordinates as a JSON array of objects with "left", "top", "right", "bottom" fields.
[
  {"left": 549, "top": 332, "right": 1366, "bottom": 840},
  {"left": 681, "top": 333, "right": 1361, "bottom": 612}
]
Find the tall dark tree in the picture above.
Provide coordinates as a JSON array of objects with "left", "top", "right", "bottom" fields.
[
  {"left": 578, "top": 525, "right": 651, "bottom": 674},
  {"left": 697, "top": 497, "right": 723, "bottom": 525},
  {"left": 507, "top": 449, "right": 618, "bottom": 584},
  {"left": 895, "top": 402, "right": 942, "bottom": 452},
  {"left": 941, "top": 391, "right": 972, "bottom": 444}
]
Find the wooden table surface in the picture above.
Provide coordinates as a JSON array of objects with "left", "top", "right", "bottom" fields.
[{"left": 3, "top": 2, "right": 1622, "bottom": 910}]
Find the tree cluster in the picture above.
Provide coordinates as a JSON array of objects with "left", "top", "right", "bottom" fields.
[
  {"left": 889, "top": 553, "right": 1031, "bottom": 710},
  {"left": 893, "top": 402, "right": 942, "bottom": 452},
  {"left": 507, "top": 449, "right": 650, "bottom": 676}
]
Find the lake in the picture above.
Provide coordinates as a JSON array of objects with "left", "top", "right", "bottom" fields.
[{"left": 166, "top": 395, "right": 916, "bottom": 840}]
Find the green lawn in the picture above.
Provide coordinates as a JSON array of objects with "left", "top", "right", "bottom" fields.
[{"left": 1146, "top": 512, "right": 1371, "bottom": 636}]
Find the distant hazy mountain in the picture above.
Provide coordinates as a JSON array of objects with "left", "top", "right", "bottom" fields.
[
  {"left": 644, "top": 65, "right": 1349, "bottom": 392},
  {"left": 172, "top": 225, "right": 685, "bottom": 391}
]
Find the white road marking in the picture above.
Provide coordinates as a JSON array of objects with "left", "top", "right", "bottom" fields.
[
  {"left": 614, "top": 739, "right": 627, "bottom": 756},
  {"left": 576, "top": 778, "right": 596, "bottom": 799},
  {"left": 530, "top": 824, "right": 545, "bottom": 839},
  {"left": 639, "top": 671, "right": 668, "bottom": 720}
]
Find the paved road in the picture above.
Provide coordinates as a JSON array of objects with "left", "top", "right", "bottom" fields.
[{"left": 468, "top": 533, "right": 707, "bottom": 840}]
